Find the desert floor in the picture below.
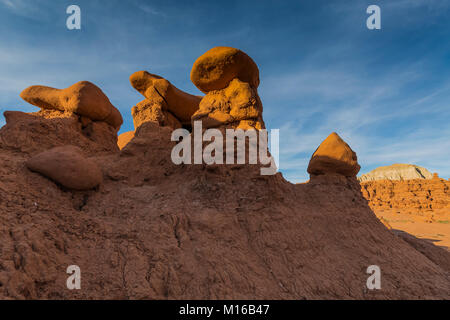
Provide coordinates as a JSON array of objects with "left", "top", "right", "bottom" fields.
[{"left": 374, "top": 209, "right": 450, "bottom": 251}]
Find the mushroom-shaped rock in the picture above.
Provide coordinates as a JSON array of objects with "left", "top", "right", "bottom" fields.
[
  {"left": 129, "top": 71, "right": 201, "bottom": 125},
  {"left": 20, "top": 81, "right": 123, "bottom": 129},
  {"left": 191, "top": 47, "right": 260, "bottom": 93},
  {"left": 26, "top": 146, "right": 103, "bottom": 190},
  {"left": 307, "top": 132, "right": 360, "bottom": 177}
]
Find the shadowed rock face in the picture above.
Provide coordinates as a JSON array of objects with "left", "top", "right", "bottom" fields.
[
  {"left": 20, "top": 81, "right": 123, "bottom": 130},
  {"left": 0, "top": 111, "right": 119, "bottom": 155},
  {"left": 307, "top": 132, "right": 361, "bottom": 177},
  {"left": 359, "top": 164, "right": 434, "bottom": 182},
  {"left": 26, "top": 146, "right": 103, "bottom": 191}
]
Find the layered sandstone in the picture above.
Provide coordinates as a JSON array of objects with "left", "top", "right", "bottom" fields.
[
  {"left": 359, "top": 164, "right": 434, "bottom": 182},
  {"left": 361, "top": 174, "right": 450, "bottom": 212},
  {"left": 361, "top": 171, "right": 450, "bottom": 250}
]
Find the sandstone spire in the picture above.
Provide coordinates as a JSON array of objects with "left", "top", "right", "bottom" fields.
[{"left": 190, "top": 47, "right": 264, "bottom": 130}]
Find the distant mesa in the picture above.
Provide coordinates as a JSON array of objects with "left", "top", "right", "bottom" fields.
[
  {"left": 358, "top": 164, "right": 434, "bottom": 182},
  {"left": 307, "top": 132, "right": 360, "bottom": 177},
  {"left": 117, "top": 131, "right": 135, "bottom": 150}
]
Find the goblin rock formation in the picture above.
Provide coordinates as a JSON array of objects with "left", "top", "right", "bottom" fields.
[
  {"left": 20, "top": 81, "right": 123, "bottom": 130},
  {"left": 118, "top": 71, "right": 203, "bottom": 150},
  {"left": 307, "top": 132, "right": 361, "bottom": 177},
  {"left": 191, "top": 47, "right": 265, "bottom": 130},
  {"left": 0, "top": 47, "right": 449, "bottom": 299},
  {"left": 129, "top": 71, "right": 202, "bottom": 128},
  {"left": 359, "top": 164, "right": 434, "bottom": 182}
]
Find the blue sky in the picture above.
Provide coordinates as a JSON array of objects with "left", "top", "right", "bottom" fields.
[{"left": 0, "top": 0, "right": 449, "bottom": 182}]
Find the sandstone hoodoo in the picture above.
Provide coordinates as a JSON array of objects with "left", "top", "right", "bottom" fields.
[
  {"left": 359, "top": 164, "right": 434, "bottom": 182},
  {"left": 20, "top": 81, "right": 123, "bottom": 130},
  {"left": 129, "top": 71, "right": 202, "bottom": 127},
  {"left": 307, "top": 132, "right": 361, "bottom": 177},
  {"left": 26, "top": 145, "right": 103, "bottom": 190},
  {"left": 0, "top": 47, "right": 449, "bottom": 300},
  {"left": 191, "top": 47, "right": 265, "bottom": 130}
]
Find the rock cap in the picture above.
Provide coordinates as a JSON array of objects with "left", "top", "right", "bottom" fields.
[
  {"left": 20, "top": 81, "right": 123, "bottom": 129},
  {"left": 307, "top": 132, "right": 360, "bottom": 177},
  {"left": 190, "top": 47, "right": 259, "bottom": 93}
]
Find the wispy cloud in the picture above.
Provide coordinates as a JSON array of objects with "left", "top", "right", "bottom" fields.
[
  {"left": 138, "top": 4, "right": 167, "bottom": 17},
  {"left": 0, "top": 0, "right": 52, "bottom": 20},
  {"left": 266, "top": 61, "right": 450, "bottom": 182}
]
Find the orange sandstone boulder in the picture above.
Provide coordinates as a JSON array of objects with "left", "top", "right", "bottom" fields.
[
  {"left": 307, "top": 132, "right": 360, "bottom": 177},
  {"left": 130, "top": 71, "right": 201, "bottom": 125},
  {"left": 190, "top": 47, "right": 260, "bottom": 93},
  {"left": 26, "top": 145, "right": 103, "bottom": 190},
  {"left": 20, "top": 81, "right": 123, "bottom": 129}
]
